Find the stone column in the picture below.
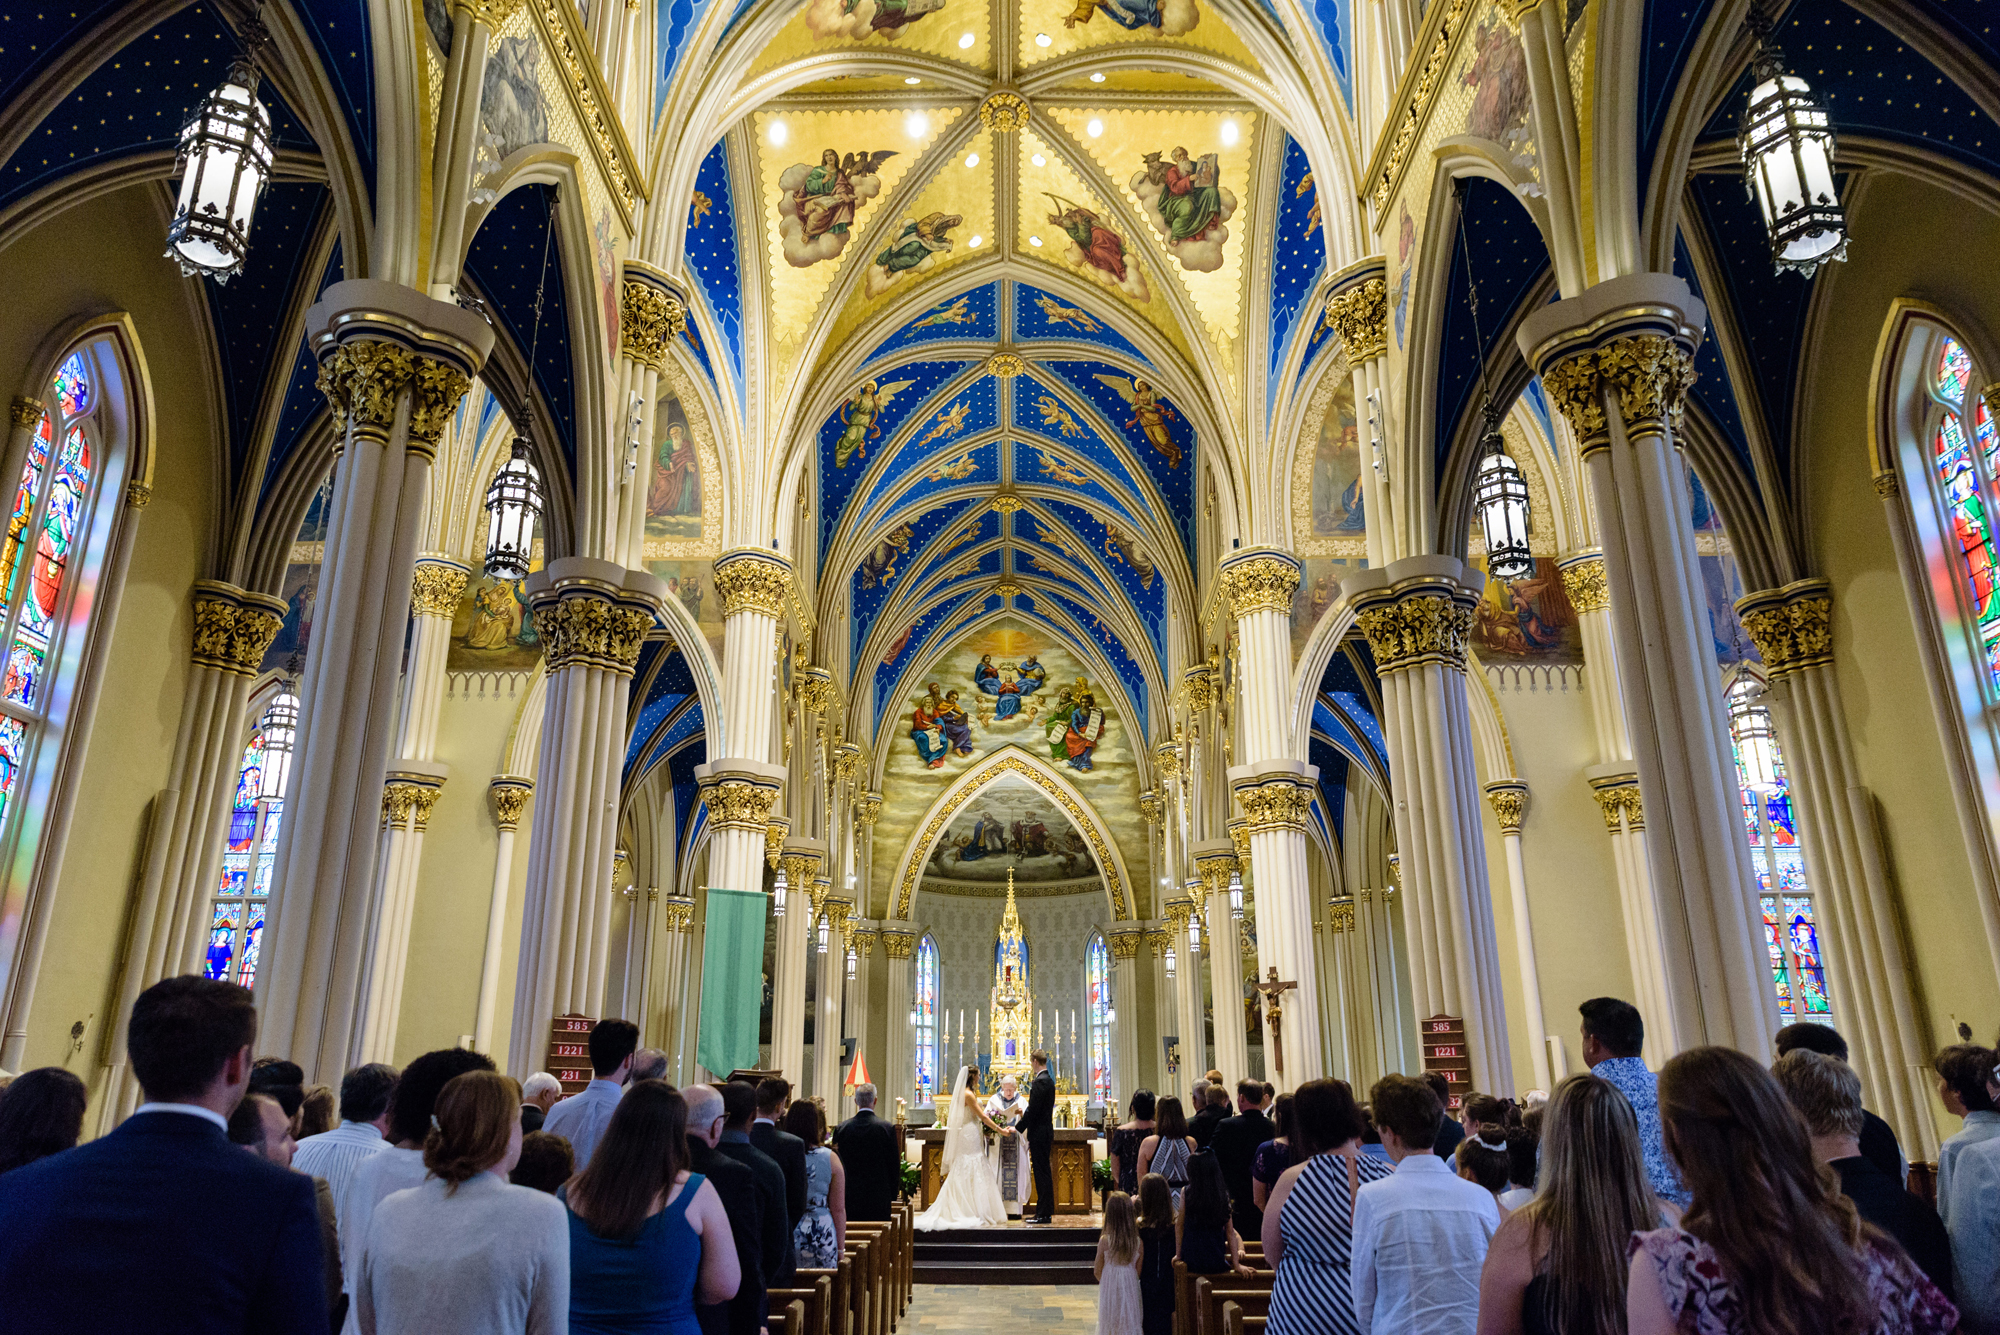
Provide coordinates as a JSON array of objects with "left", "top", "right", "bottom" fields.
[
  {"left": 1522, "top": 273, "right": 1778, "bottom": 1054},
  {"left": 1583, "top": 769, "right": 1671, "bottom": 1067},
  {"left": 1166, "top": 893, "right": 1207, "bottom": 1095},
  {"left": 1738, "top": 580, "right": 1937, "bottom": 1156},
  {"left": 655, "top": 888, "right": 697, "bottom": 1083},
  {"left": 611, "top": 269, "right": 686, "bottom": 565},
  {"left": 1346, "top": 557, "right": 1513, "bottom": 1094},
  {"left": 474, "top": 777, "right": 532, "bottom": 1056},
  {"left": 1107, "top": 927, "right": 1145, "bottom": 1110},
  {"left": 841, "top": 921, "right": 879, "bottom": 1118},
  {"left": 770, "top": 840, "right": 825, "bottom": 1083},
  {"left": 1351, "top": 885, "right": 1409, "bottom": 1082},
  {"left": 1483, "top": 781, "right": 1550, "bottom": 1091},
  {"left": 1194, "top": 842, "right": 1248, "bottom": 1083},
  {"left": 1324, "top": 894, "right": 1360, "bottom": 1084},
  {"left": 262, "top": 280, "right": 491, "bottom": 1080},
  {"left": 1145, "top": 924, "right": 1172, "bottom": 1095},
  {"left": 506, "top": 560, "right": 662, "bottom": 1077},
  {"left": 880, "top": 927, "right": 918, "bottom": 1110},
  {"left": 1323, "top": 262, "right": 1395, "bottom": 566},
  {"left": 815, "top": 896, "right": 853, "bottom": 1108},
  {"left": 103, "top": 582, "right": 285, "bottom": 1110}
]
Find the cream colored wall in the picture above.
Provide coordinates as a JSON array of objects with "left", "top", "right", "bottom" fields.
[
  {"left": 393, "top": 685, "right": 534, "bottom": 1065},
  {"left": 1481, "top": 676, "right": 1635, "bottom": 1086},
  {"left": 0, "top": 186, "right": 222, "bottom": 1100},
  {"left": 1796, "top": 172, "right": 2000, "bottom": 1071}
]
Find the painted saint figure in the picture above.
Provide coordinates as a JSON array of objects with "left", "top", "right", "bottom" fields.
[
  {"left": 1094, "top": 374, "right": 1183, "bottom": 468},
  {"left": 1145, "top": 149, "right": 1224, "bottom": 240},
  {"left": 929, "top": 683, "right": 975, "bottom": 755},
  {"left": 648, "top": 421, "right": 700, "bottom": 516},
  {"left": 1048, "top": 199, "right": 1129, "bottom": 281},
  {"left": 977, "top": 657, "right": 1042, "bottom": 720},
  {"left": 868, "top": 212, "right": 961, "bottom": 295},
  {"left": 911, "top": 698, "right": 949, "bottom": 768},
  {"left": 833, "top": 378, "right": 913, "bottom": 468}
]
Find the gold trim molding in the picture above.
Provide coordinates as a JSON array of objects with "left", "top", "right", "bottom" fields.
[{"left": 1735, "top": 580, "right": 1833, "bottom": 678}]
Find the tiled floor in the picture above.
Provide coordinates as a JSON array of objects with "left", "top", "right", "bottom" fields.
[{"left": 905, "top": 1284, "right": 1102, "bottom": 1331}]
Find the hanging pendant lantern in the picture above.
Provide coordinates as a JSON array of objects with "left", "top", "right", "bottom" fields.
[
  {"left": 1164, "top": 944, "right": 1177, "bottom": 980},
  {"left": 1738, "top": 16, "right": 1846, "bottom": 276},
  {"left": 1474, "top": 409, "right": 1534, "bottom": 581},
  {"left": 258, "top": 687, "right": 299, "bottom": 801},
  {"left": 1729, "top": 683, "right": 1783, "bottom": 795},
  {"left": 483, "top": 437, "right": 544, "bottom": 580},
  {"left": 816, "top": 914, "right": 831, "bottom": 955},
  {"left": 165, "top": 41, "right": 275, "bottom": 282},
  {"left": 772, "top": 864, "right": 788, "bottom": 918},
  {"left": 846, "top": 942, "right": 858, "bottom": 982},
  {"left": 1228, "top": 868, "right": 1245, "bottom": 921},
  {"left": 1187, "top": 912, "right": 1202, "bottom": 956}
]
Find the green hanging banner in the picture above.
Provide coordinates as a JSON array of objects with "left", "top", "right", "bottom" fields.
[{"left": 698, "top": 887, "right": 767, "bottom": 1077}]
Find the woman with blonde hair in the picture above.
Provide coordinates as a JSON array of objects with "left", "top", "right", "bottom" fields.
[
  {"left": 1628, "top": 1048, "right": 1955, "bottom": 1335},
  {"left": 1094, "top": 1189, "right": 1143, "bottom": 1335},
  {"left": 1476, "top": 1073, "right": 1667, "bottom": 1335},
  {"left": 356, "top": 1070, "right": 569, "bottom": 1335}
]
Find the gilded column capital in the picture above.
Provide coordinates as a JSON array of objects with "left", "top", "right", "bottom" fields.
[
  {"left": 314, "top": 340, "right": 470, "bottom": 455},
  {"left": 695, "top": 762, "right": 786, "bottom": 833},
  {"left": 713, "top": 548, "right": 793, "bottom": 618},
  {"left": 405, "top": 355, "right": 472, "bottom": 455},
  {"left": 619, "top": 279, "right": 673, "bottom": 371},
  {"left": 1144, "top": 928, "right": 1169, "bottom": 955},
  {"left": 1108, "top": 930, "right": 1144, "bottom": 961},
  {"left": 530, "top": 585, "right": 655, "bottom": 674},
  {"left": 1871, "top": 471, "right": 1901, "bottom": 499},
  {"left": 1193, "top": 844, "right": 1239, "bottom": 897},
  {"left": 1539, "top": 349, "right": 1611, "bottom": 450},
  {"left": 190, "top": 581, "right": 288, "bottom": 677},
  {"left": 831, "top": 741, "right": 863, "bottom": 785},
  {"left": 1162, "top": 896, "right": 1194, "bottom": 933},
  {"left": 1354, "top": 592, "right": 1472, "bottom": 673},
  {"left": 1153, "top": 738, "right": 1182, "bottom": 780},
  {"left": 1328, "top": 894, "right": 1357, "bottom": 933},
  {"left": 126, "top": 480, "right": 153, "bottom": 509},
  {"left": 1325, "top": 277, "right": 1389, "bottom": 363},
  {"left": 1138, "top": 790, "right": 1165, "bottom": 826},
  {"left": 780, "top": 845, "right": 826, "bottom": 898},
  {"left": 1736, "top": 579, "right": 1833, "bottom": 678},
  {"left": 1557, "top": 552, "right": 1608, "bottom": 614},
  {"left": 1217, "top": 549, "right": 1303, "bottom": 618},
  {"left": 412, "top": 558, "right": 472, "bottom": 618},
  {"left": 1182, "top": 666, "right": 1215, "bottom": 713},
  {"left": 381, "top": 781, "right": 421, "bottom": 827},
  {"left": 660, "top": 896, "right": 695, "bottom": 932},
  {"left": 1588, "top": 780, "right": 1644, "bottom": 833},
  {"left": 851, "top": 926, "right": 878, "bottom": 955},
  {"left": 1232, "top": 774, "right": 1314, "bottom": 834},
  {"left": 1226, "top": 816, "right": 1251, "bottom": 860},
  {"left": 796, "top": 666, "right": 837, "bottom": 713},
  {"left": 489, "top": 777, "right": 533, "bottom": 831},
  {"left": 764, "top": 816, "right": 791, "bottom": 868},
  {"left": 1483, "top": 780, "right": 1528, "bottom": 834},
  {"left": 881, "top": 929, "right": 918, "bottom": 959},
  {"left": 409, "top": 785, "right": 442, "bottom": 832},
  {"left": 1520, "top": 276, "right": 1704, "bottom": 457},
  {"left": 854, "top": 791, "right": 883, "bottom": 825},
  {"left": 9, "top": 396, "right": 45, "bottom": 428}
]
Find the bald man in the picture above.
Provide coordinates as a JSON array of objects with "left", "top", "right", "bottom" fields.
[{"left": 685, "top": 1085, "right": 766, "bottom": 1335}]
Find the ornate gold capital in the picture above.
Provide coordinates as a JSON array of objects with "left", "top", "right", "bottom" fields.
[
  {"left": 713, "top": 550, "right": 792, "bottom": 618},
  {"left": 316, "top": 341, "right": 470, "bottom": 454},
  {"left": 1736, "top": 581, "right": 1833, "bottom": 678},
  {"left": 1163, "top": 897, "right": 1194, "bottom": 933},
  {"left": 1183, "top": 666, "right": 1215, "bottom": 712},
  {"left": 406, "top": 356, "right": 472, "bottom": 454},
  {"left": 1227, "top": 817, "right": 1251, "bottom": 859},
  {"left": 855, "top": 791, "right": 883, "bottom": 826},
  {"left": 126, "top": 480, "right": 153, "bottom": 509},
  {"left": 1355, "top": 593, "right": 1472, "bottom": 673},
  {"left": 700, "top": 773, "right": 783, "bottom": 832},
  {"left": 489, "top": 779, "right": 533, "bottom": 831},
  {"left": 1539, "top": 351, "right": 1608, "bottom": 448},
  {"left": 1144, "top": 928, "right": 1169, "bottom": 955},
  {"left": 1108, "top": 931, "right": 1143, "bottom": 961},
  {"left": 989, "top": 492, "right": 1026, "bottom": 514},
  {"left": 382, "top": 781, "right": 421, "bottom": 827},
  {"left": 796, "top": 666, "right": 836, "bottom": 713},
  {"left": 1541, "top": 336, "right": 1696, "bottom": 456},
  {"left": 1153, "top": 738, "right": 1182, "bottom": 780},
  {"left": 985, "top": 351, "right": 1025, "bottom": 377},
  {"left": 620, "top": 280, "right": 673, "bottom": 371},
  {"left": 1558, "top": 555, "right": 1608, "bottom": 614},
  {"left": 412, "top": 560, "right": 471, "bottom": 618},
  {"left": 409, "top": 785, "right": 442, "bottom": 832},
  {"left": 1484, "top": 783, "right": 1527, "bottom": 833},
  {"left": 780, "top": 850, "right": 825, "bottom": 894},
  {"left": 1218, "top": 554, "right": 1302, "bottom": 618},
  {"left": 1138, "top": 790, "right": 1164, "bottom": 826},
  {"left": 1235, "top": 776, "right": 1313, "bottom": 834},
  {"left": 1324, "top": 277, "right": 1389, "bottom": 363},
  {"left": 190, "top": 586, "right": 286, "bottom": 677},
  {"left": 832, "top": 742, "right": 863, "bottom": 785},
  {"left": 1328, "top": 895, "right": 1356, "bottom": 932},
  {"left": 1871, "top": 472, "right": 1900, "bottom": 499},
  {"left": 978, "top": 91, "right": 1030, "bottom": 131},
  {"left": 9, "top": 396, "right": 45, "bottom": 428},
  {"left": 764, "top": 817, "right": 790, "bottom": 868},
  {"left": 1590, "top": 783, "right": 1643, "bottom": 833},
  {"left": 534, "top": 591, "right": 654, "bottom": 674},
  {"left": 881, "top": 930, "right": 917, "bottom": 960},
  {"left": 1194, "top": 850, "right": 1238, "bottom": 897},
  {"left": 660, "top": 899, "right": 695, "bottom": 932}
]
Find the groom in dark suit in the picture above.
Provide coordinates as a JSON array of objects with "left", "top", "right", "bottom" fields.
[{"left": 1020, "top": 1050, "right": 1057, "bottom": 1224}]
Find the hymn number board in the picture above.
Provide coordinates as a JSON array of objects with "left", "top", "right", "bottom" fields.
[
  {"left": 547, "top": 1013, "right": 596, "bottom": 1095},
  {"left": 1420, "top": 1014, "right": 1471, "bottom": 1112}
]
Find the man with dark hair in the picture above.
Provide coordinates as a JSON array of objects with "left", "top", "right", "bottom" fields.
[
  {"left": 717, "top": 1079, "right": 795, "bottom": 1288},
  {"left": 543, "top": 1017, "right": 639, "bottom": 1170},
  {"left": 1933, "top": 1042, "right": 2000, "bottom": 1222},
  {"left": 0, "top": 976, "right": 330, "bottom": 1334},
  {"left": 250, "top": 1057, "right": 307, "bottom": 1130},
  {"left": 1189, "top": 1080, "right": 1230, "bottom": 1149},
  {"left": 1351, "top": 1074, "right": 1498, "bottom": 1335},
  {"left": 337, "top": 1046, "right": 494, "bottom": 1333},
  {"left": 1209, "top": 1078, "right": 1274, "bottom": 1240},
  {"left": 233, "top": 1092, "right": 344, "bottom": 1328},
  {"left": 686, "top": 1084, "right": 766, "bottom": 1335},
  {"left": 832, "top": 1082, "right": 900, "bottom": 1221},
  {"left": 1774, "top": 1022, "right": 1906, "bottom": 1183},
  {"left": 1579, "top": 997, "right": 1686, "bottom": 1206},
  {"left": 751, "top": 1076, "right": 808, "bottom": 1229},
  {"left": 1423, "top": 1072, "right": 1465, "bottom": 1159},
  {"left": 294, "top": 1062, "right": 396, "bottom": 1236},
  {"left": 1019, "top": 1049, "right": 1057, "bottom": 1224}
]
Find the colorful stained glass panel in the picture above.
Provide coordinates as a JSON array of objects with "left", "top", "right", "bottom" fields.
[
  {"left": 2, "top": 639, "right": 42, "bottom": 706},
  {"left": 1939, "top": 339, "right": 1972, "bottom": 404},
  {"left": 52, "top": 354, "right": 89, "bottom": 418},
  {"left": 1087, "top": 935, "right": 1112, "bottom": 1104},
  {"left": 1760, "top": 895, "right": 1797, "bottom": 1018},
  {"left": 205, "top": 901, "right": 242, "bottom": 980},
  {"left": 0, "top": 716, "right": 25, "bottom": 826},
  {"left": 0, "top": 417, "right": 48, "bottom": 607},
  {"left": 238, "top": 901, "right": 266, "bottom": 989},
  {"left": 915, "top": 935, "right": 938, "bottom": 1103}
]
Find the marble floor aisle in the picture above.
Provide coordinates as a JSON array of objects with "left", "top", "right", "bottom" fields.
[{"left": 904, "top": 1284, "right": 1101, "bottom": 1332}]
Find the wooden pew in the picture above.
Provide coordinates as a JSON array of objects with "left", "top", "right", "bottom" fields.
[
  {"left": 770, "top": 1298, "right": 808, "bottom": 1335},
  {"left": 768, "top": 1272, "right": 834, "bottom": 1335},
  {"left": 844, "top": 1225, "right": 885, "bottom": 1335},
  {"left": 796, "top": 1257, "right": 853, "bottom": 1335},
  {"left": 1222, "top": 1301, "right": 1267, "bottom": 1335},
  {"left": 1192, "top": 1275, "right": 1274, "bottom": 1335},
  {"left": 1172, "top": 1262, "right": 1230, "bottom": 1335}
]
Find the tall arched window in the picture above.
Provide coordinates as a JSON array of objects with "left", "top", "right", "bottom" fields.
[
  {"left": 1086, "top": 932, "right": 1112, "bottom": 1104},
  {"left": 914, "top": 932, "right": 939, "bottom": 1105},
  {"left": 206, "top": 689, "right": 298, "bottom": 988},
  {"left": 1912, "top": 334, "right": 2000, "bottom": 695},
  {"left": 1726, "top": 678, "right": 1832, "bottom": 1026}
]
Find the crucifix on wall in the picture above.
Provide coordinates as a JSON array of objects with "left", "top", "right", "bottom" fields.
[{"left": 1254, "top": 967, "right": 1299, "bottom": 1073}]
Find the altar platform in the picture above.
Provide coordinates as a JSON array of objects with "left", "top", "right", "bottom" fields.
[{"left": 911, "top": 1220, "right": 1103, "bottom": 1286}]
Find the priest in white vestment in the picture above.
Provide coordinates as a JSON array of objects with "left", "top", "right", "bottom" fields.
[{"left": 985, "top": 1076, "right": 1031, "bottom": 1216}]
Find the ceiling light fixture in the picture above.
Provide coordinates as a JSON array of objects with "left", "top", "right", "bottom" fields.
[
  {"left": 257, "top": 688, "right": 299, "bottom": 801},
  {"left": 1031, "top": 153, "right": 1046, "bottom": 166},
  {"left": 768, "top": 119, "right": 788, "bottom": 146},
  {"left": 1738, "top": 7, "right": 1846, "bottom": 276},
  {"left": 165, "top": 13, "right": 274, "bottom": 281},
  {"left": 1086, "top": 118, "right": 1104, "bottom": 138},
  {"left": 1220, "top": 119, "right": 1239, "bottom": 146},
  {"left": 960, "top": 31, "right": 975, "bottom": 47},
  {"left": 965, "top": 152, "right": 980, "bottom": 168},
  {"left": 906, "top": 112, "right": 929, "bottom": 138},
  {"left": 1450, "top": 177, "right": 1534, "bottom": 583},
  {"left": 1035, "top": 31, "right": 1052, "bottom": 45}
]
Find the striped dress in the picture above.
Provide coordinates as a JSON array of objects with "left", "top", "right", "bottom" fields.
[
  {"left": 1266, "top": 1152, "right": 1396, "bottom": 1335},
  {"left": 1151, "top": 1137, "right": 1193, "bottom": 1208}
]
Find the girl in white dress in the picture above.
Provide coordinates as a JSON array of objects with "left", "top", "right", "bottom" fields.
[
  {"left": 914, "top": 1066, "right": 1010, "bottom": 1230},
  {"left": 1094, "top": 1190, "right": 1143, "bottom": 1335}
]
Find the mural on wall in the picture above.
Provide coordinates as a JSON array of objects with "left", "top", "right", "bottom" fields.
[
  {"left": 646, "top": 392, "right": 702, "bottom": 540},
  {"left": 1092, "top": 375, "right": 1182, "bottom": 468},
  {"left": 1131, "top": 148, "right": 1236, "bottom": 273},
  {"left": 833, "top": 379, "right": 918, "bottom": 468},
  {"left": 1468, "top": 556, "right": 1581, "bottom": 662},
  {"left": 1289, "top": 557, "right": 1361, "bottom": 659},
  {"left": 924, "top": 775, "right": 1096, "bottom": 881},
  {"left": 1060, "top": 0, "right": 1200, "bottom": 36},
  {"left": 260, "top": 480, "right": 332, "bottom": 674},
  {"left": 804, "top": 0, "right": 947, "bottom": 41},
  {"left": 779, "top": 149, "right": 897, "bottom": 268},
  {"left": 1046, "top": 198, "right": 1150, "bottom": 300},
  {"left": 1393, "top": 204, "right": 1414, "bottom": 350},
  {"left": 480, "top": 36, "right": 549, "bottom": 159},
  {"left": 642, "top": 366, "right": 726, "bottom": 665},
  {"left": 595, "top": 208, "right": 621, "bottom": 359},
  {"left": 1309, "top": 380, "right": 1365, "bottom": 537},
  {"left": 1461, "top": 17, "right": 1531, "bottom": 149},
  {"left": 866, "top": 213, "right": 962, "bottom": 296},
  {"left": 1688, "top": 462, "right": 1760, "bottom": 667},
  {"left": 447, "top": 575, "right": 543, "bottom": 673}
]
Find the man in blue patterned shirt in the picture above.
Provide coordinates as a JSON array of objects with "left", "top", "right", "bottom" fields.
[{"left": 1579, "top": 997, "right": 1689, "bottom": 1207}]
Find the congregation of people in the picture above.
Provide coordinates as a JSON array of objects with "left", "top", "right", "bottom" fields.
[{"left": 1, "top": 979, "right": 1997, "bottom": 1335}]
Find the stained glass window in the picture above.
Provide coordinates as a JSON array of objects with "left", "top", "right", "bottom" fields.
[
  {"left": 1728, "top": 680, "right": 1833, "bottom": 1025},
  {"left": 914, "top": 933, "right": 939, "bottom": 1106},
  {"left": 205, "top": 697, "right": 292, "bottom": 989},
  {"left": 1920, "top": 337, "right": 2000, "bottom": 696},
  {"left": 1086, "top": 932, "right": 1112, "bottom": 1105}
]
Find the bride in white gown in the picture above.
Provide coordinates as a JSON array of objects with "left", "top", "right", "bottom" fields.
[{"left": 914, "top": 1066, "right": 1010, "bottom": 1230}]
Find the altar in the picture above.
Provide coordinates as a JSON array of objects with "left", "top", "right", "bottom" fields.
[{"left": 912, "top": 1127, "right": 1101, "bottom": 1215}]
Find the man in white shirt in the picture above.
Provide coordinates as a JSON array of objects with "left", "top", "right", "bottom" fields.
[
  {"left": 543, "top": 1017, "right": 638, "bottom": 1170},
  {"left": 293, "top": 1062, "right": 395, "bottom": 1235},
  {"left": 1352, "top": 1073, "right": 1499, "bottom": 1335}
]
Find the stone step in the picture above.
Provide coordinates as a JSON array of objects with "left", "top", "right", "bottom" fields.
[{"left": 912, "top": 1223, "right": 1104, "bottom": 1285}]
